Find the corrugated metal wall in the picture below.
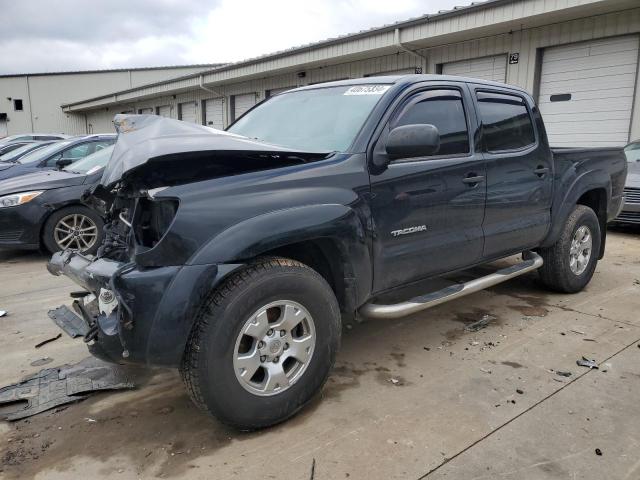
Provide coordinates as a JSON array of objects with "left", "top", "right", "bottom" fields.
[{"left": 84, "top": 7, "right": 640, "bottom": 141}]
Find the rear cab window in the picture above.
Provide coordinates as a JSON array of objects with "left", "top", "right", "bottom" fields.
[{"left": 475, "top": 91, "right": 536, "bottom": 152}]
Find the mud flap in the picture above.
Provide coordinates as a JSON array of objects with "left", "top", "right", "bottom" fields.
[{"left": 48, "top": 305, "right": 89, "bottom": 338}]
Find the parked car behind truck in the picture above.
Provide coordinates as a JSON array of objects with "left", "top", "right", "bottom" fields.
[
  {"left": 614, "top": 139, "right": 640, "bottom": 224},
  {"left": 47, "top": 75, "right": 627, "bottom": 430}
]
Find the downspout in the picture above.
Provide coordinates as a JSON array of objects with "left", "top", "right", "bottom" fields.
[
  {"left": 394, "top": 28, "right": 428, "bottom": 73},
  {"left": 199, "top": 74, "right": 222, "bottom": 97}
]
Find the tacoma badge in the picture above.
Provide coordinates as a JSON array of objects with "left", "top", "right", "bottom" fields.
[{"left": 391, "top": 225, "right": 427, "bottom": 237}]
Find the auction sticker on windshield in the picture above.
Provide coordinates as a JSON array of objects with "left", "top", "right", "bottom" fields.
[{"left": 344, "top": 85, "right": 390, "bottom": 95}]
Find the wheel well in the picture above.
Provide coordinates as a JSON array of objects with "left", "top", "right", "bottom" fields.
[
  {"left": 261, "top": 239, "right": 349, "bottom": 315},
  {"left": 576, "top": 188, "right": 607, "bottom": 258}
]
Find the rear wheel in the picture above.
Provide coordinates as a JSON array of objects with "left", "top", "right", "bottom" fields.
[
  {"left": 180, "top": 257, "right": 341, "bottom": 430},
  {"left": 42, "top": 206, "right": 104, "bottom": 255},
  {"left": 538, "top": 205, "right": 600, "bottom": 293}
]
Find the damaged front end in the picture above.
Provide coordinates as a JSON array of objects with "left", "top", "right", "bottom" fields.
[{"left": 47, "top": 114, "right": 331, "bottom": 366}]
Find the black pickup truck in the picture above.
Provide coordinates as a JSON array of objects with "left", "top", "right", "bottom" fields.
[{"left": 47, "top": 75, "right": 627, "bottom": 430}]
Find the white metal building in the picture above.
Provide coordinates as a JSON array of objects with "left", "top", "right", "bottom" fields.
[
  {"left": 0, "top": 64, "right": 224, "bottom": 137},
  {"left": 9, "top": 0, "right": 640, "bottom": 147}
]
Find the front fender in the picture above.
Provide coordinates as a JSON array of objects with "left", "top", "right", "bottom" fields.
[
  {"left": 541, "top": 168, "right": 610, "bottom": 248},
  {"left": 188, "top": 203, "right": 372, "bottom": 307}
]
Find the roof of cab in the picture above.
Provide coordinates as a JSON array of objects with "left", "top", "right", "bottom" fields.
[{"left": 285, "top": 74, "right": 530, "bottom": 96}]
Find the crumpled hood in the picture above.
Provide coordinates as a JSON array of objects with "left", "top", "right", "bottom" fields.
[
  {"left": 0, "top": 169, "right": 86, "bottom": 197},
  {"left": 101, "top": 114, "right": 331, "bottom": 188},
  {"left": 627, "top": 160, "right": 640, "bottom": 188}
]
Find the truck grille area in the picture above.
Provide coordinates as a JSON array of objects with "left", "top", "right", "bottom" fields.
[
  {"left": 616, "top": 211, "right": 640, "bottom": 224},
  {"left": 624, "top": 187, "right": 640, "bottom": 204}
]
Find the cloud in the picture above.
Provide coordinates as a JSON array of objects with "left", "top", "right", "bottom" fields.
[{"left": 0, "top": 0, "right": 463, "bottom": 74}]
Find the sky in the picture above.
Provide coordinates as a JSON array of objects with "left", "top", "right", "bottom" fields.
[{"left": 0, "top": 0, "right": 465, "bottom": 75}]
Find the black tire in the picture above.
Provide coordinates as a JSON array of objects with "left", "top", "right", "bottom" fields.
[
  {"left": 538, "top": 205, "right": 600, "bottom": 293},
  {"left": 42, "top": 205, "right": 105, "bottom": 255},
  {"left": 180, "top": 257, "right": 341, "bottom": 430}
]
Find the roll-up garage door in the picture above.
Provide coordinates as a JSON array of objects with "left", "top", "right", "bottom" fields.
[
  {"left": 267, "top": 86, "right": 295, "bottom": 98},
  {"left": 441, "top": 55, "right": 507, "bottom": 82},
  {"left": 138, "top": 107, "right": 153, "bottom": 114},
  {"left": 233, "top": 93, "right": 257, "bottom": 121},
  {"left": 204, "top": 98, "right": 224, "bottom": 130},
  {"left": 538, "top": 36, "right": 639, "bottom": 147},
  {"left": 179, "top": 102, "right": 197, "bottom": 123},
  {"left": 157, "top": 105, "right": 171, "bottom": 118},
  {"left": 365, "top": 68, "right": 419, "bottom": 77}
]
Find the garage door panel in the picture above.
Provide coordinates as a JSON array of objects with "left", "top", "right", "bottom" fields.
[
  {"left": 157, "top": 105, "right": 172, "bottom": 118},
  {"left": 540, "top": 64, "right": 636, "bottom": 83},
  {"left": 539, "top": 35, "right": 639, "bottom": 147},
  {"left": 205, "top": 98, "right": 224, "bottom": 130},
  {"left": 539, "top": 72, "right": 636, "bottom": 94},
  {"left": 233, "top": 93, "right": 256, "bottom": 121},
  {"left": 441, "top": 55, "right": 506, "bottom": 82},
  {"left": 540, "top": 119, "right": 631, "bottom": 135},
  {"left": 179, "top": 102, "right": 197, "bottom": 123},
  {"left": 540, "top": 50, "right": 639, "bottom": 74}
]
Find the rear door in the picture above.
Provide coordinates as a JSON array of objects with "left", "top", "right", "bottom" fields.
[
  {"left": 472, "top": 88, "right": 553, "bottom": 258},
  {"left": 369, "top": 84, "right": 486, "bottom": 292}
]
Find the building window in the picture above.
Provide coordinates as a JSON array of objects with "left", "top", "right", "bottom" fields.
[{"left": 13, "top": 99, "right": 23, "bottom": 111}]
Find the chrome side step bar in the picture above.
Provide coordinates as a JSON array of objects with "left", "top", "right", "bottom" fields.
[{"left": 360, "top": 252, "right": 543, "bottom": 320}]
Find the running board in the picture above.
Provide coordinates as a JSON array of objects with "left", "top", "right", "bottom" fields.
[{"left": 360, "top": 252, "right": 543, "bottom": 320}]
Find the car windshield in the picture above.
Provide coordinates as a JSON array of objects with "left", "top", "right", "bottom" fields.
[
  {"left": 227, "top": 85, "right": 391, "bottom": 152},
  {"left": 63, "top": 145, "right": 114, "bottom": 174},
  {"left": 18, "top": 141, "right": 71, "bottom": 164},
  {"left": 624, "top": 142, "right": 640, "bottom": 163},
  {"left": 0, "top": 142, "right": 48, "bottom": 162}
]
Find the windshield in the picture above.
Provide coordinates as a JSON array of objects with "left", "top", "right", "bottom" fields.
[
  {"left": 63, "top": 145, "right": 114, "bottom": 174},
  {"left": 624, "top": 142, "right": 640, "bottom": 163},
  {"left": 18, "top": 141, "right": 70, "bottom": 164},
  {"left": 227, "top": 85, "right": 390, "bottom": 152},
  {"left": 0, "top": 142, "right": 48, "bottom": 162}
]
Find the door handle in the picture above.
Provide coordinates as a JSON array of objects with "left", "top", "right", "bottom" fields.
[
  {"left": 534, "top": 166, "right": 549, "bottom": 177},
  {"left": 462, "top": 174, "right": 485, "bottom": 185}
]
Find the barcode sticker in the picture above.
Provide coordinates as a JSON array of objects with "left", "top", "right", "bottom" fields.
[{"left": 344, "top": 85, "right": 390, "bottom": 95}]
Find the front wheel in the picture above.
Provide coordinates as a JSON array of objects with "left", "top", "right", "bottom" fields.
[
  {"left": 180, "top": 257, "right": 341, "bottom": 430},
  {"left": 42, "top": 205, "right": 105, "bottom": 255},
  {"left": 538, "top": 204, "right": 601, "bottom": 293}
]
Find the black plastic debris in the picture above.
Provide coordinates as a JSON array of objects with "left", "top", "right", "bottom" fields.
[
  {"left": 465, "top": 314, "right": 495, "bottom": 332},
  {"left": 34, "top": 333, "right": 62, "bottom": 349},
  {"left": 595, "top": 448, "right": 603, "bottom": 456},
  {"left": 556, "top": 371, "right": 572, "bottom": 377},
  {"left": 576, "top": 356, "right": 599, "bottom": 369},
  {"left": 0, "top": 357, "right": 135, "bottom": 421},
  {"left": 47, "top": 305, "right": 89, "bottom": 338}
]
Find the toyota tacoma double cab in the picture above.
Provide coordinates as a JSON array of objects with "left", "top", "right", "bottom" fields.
[{"left": 47, "top": 75, "right": 627, "bottom": 430}]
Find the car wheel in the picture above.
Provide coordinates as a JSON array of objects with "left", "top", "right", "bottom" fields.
[
  {"left": 42, "top": 205, "right": 105, "bottom": 255},
  {"left": 180, "top": 257, "right": 341, "bottom": 430},
  {"left": 538, "top": 204, "right": 600, "bottom": 293}
]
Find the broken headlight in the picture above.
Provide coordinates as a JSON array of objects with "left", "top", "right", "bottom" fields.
[{"left": 133, "top": 197, "right": 179, "bottom": 248}]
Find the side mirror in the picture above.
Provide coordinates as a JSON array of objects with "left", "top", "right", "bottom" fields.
[
  {"left": 386, "top": 124, "right": 440, "bottom": 159},
  {"left": 56, "top": 158, "right": 73, "bottom": 168}
]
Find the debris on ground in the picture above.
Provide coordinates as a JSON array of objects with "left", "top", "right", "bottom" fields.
[
  {"left": 388, "top": 378, "right": 400, "bottom": 385},
  {"left": 595, "top": 448, "right": 603, "bottom": 456},
  {"left": 0, "top": 310, "right": 7, "bottom": 317},
  {"left": 570, "top": 329, "right": 585, "bottom": 335},
  {"left": 583, "top": 338, "right": 596, "bottom": 342},
  {"left": 480, "top": 368, "right": 492, "bottom": 374},
  {"left": 465, "top": 314, "right": 496, "bottom": 332},
  {"left": 516, "top": 389, "right": 524, "bottom": 394},
  {"left": 555, "top": 371, "right": 572, "bottom": 377},
  {"left": 30, "top": 357, "right": 53, "bottom": 367},
  {"left": 47, "top": 305, "right": 89, "bottom": 338},
  {"left": 310, "top": 458, "right": 316, "bottom": 480},
  {"left": 576, "top": 356, "right": 599, "bottom": 369},
  {"left": 34, "top": 333, "right": 62, "bottom": 349},
  {"left": 0, "top": 357, "right": 135, "bottom": 421}
]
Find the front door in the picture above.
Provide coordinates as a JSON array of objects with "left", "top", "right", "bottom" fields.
[
  {"left": 471, "top": 88, "right": 553, "bottom": 258},
  {"left": 369, "top": 86, "right": 487, "bottom": 293}
]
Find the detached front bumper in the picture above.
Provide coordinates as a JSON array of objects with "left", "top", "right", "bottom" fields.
[{"left": 48, "top": 251, "right": 242, "bottom": 367}]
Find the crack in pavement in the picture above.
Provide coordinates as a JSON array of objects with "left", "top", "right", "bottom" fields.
[{"left": 417, "top": 337, "right": 640, "bottom": 479}]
